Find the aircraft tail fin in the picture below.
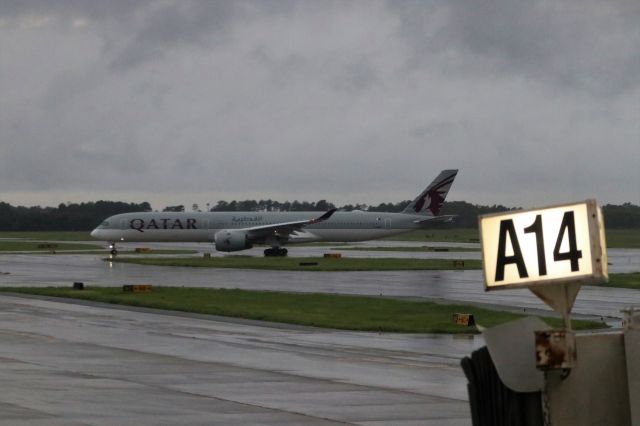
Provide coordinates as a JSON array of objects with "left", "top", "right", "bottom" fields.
[{"left": 402, "top": 169, "right": 458, "bottom": 216}]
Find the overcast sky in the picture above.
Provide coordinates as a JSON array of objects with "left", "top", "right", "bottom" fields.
[{"left": 1, "top": 0, "right": 638, "bottom": 210}]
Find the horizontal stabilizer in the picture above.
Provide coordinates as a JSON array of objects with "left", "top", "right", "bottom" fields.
[{"left": 413, "top": 214, "right": 457, "bottom": 224}]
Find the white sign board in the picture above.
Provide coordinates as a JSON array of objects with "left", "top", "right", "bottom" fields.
[{"left": 480, "top": 200, "right": 607, "bottom": 290}]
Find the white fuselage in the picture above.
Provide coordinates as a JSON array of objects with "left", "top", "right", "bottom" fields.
[{"left": 90, "top": 210, "right": 430, "bottom": 245}]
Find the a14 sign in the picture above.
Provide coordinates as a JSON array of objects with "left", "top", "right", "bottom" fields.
[{"left": 480, "top": 200, "right": 608, "bottom": 290}]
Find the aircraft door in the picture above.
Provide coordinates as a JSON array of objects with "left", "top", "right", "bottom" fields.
[{"left": 384, "top": 219, "right": 391, "bottom": 229}]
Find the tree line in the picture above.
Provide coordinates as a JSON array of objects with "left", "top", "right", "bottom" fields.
[
  {"left": 0, "top": 200, "right": 637, "bottom": 231},
  {"left": 0, "top": 201, "right": 151, "bottom": 231}
]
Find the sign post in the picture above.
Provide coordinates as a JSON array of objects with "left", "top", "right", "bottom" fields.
[{"left": 479, "top": 199, "right": 608, "bottom": 369}]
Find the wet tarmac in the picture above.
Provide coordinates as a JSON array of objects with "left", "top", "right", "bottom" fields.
[
  {"left": 0, "top": 242, "right": 638, "bottom": 424},
  {"left": 0, "top": 294, "right": 482, "bottom": 425},
  {"left": 98, "top": 240, "right": 640, "bottom": 270},
  {"left": 1, "top": 244, "right": 639, "bottom": 319}
]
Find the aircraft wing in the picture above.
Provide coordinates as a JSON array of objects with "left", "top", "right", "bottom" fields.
[
  {"left": 413, "top": 214, "right": 457, "bottom": 224},
  {"left": 240, "top": 209, "right": 337, "bottom": 240}
]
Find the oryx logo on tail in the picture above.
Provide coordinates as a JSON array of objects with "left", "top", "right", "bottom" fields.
[{"left": 403, "top": 169, "right": 458, "bottom": 216}]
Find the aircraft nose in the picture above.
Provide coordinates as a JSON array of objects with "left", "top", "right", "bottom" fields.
[{"left": 90, "top": 229, "right": 99, "bottom": 239}]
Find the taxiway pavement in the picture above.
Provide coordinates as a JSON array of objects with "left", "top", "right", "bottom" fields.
[{"left": 0, "top": 294, "right": 482, "bottom": 425}]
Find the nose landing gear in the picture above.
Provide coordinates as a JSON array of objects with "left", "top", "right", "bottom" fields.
[{"left": 109, "top": 243, "right": 118, "bottom": 256}]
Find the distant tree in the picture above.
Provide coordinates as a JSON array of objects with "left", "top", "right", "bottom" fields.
[
  {"left": 237, "top": 200, "right": 259, "bottom": 211},
  {"left": 0, "top": 200, "right": 153, "bottom": 231},
  {"left": 211, "top": 201, "right": 229, "bottom": 211},
  {"left": 355, "top": 203, "right": 368, "bottom": 211},
  {"left": 315, "top": 200, "right": 335, "bottom": 211},
  {"left": 602, "top": 203, "right": 640, "bottom": 228},
  {"left": 163, "top": 205, "right": 185, "bottom": 212},
  {"left": 262, "top": 199, "right": 274, "bottom": 211},
  {"left": 438, "top": 201, "right": 511, "bottom": 228},
  {"left": 369, "top": 201, "right": 410, "bottom": 212}
]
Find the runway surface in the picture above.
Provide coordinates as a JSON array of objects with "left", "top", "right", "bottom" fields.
[{"left": 0, "top": 294, "right": 482, "bottom": 425}]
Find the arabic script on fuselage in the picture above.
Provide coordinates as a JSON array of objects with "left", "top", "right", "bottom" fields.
[{"left": 231, "top": 215, "right": 263, "bottom": 223}]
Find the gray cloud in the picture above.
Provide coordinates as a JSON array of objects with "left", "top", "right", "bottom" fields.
[
  {"left": 108, "top": 1, "right": 237, "bottom": 70},
  {"left": 0, "top": 0, "right": 637, "bottom": 209},
  {"left": 393, "top": 0, "right": 640, "bottom": 97}
]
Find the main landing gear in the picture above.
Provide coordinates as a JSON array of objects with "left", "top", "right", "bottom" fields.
[{"left": 264, "top": 247, "right": 288, "bottom": 257}]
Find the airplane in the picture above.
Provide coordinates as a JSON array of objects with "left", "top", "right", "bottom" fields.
[{"left": 90, "top": 169, "right": 458, "bottom": 257}]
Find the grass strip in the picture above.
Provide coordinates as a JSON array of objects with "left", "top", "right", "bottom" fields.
[
  {"left": 109, "top": 256, "right": 482, "bottom": 271},
  {"left": 0, "top": 241, "right": 103, "bottom": 252},
  {"left": 604, "top": 230, "right": 640, "bottom": 249},
  {"left": 384, "top": 228, "right": 480, "bottom": 243},
  {"left": 602, "top": 273, "right": 640, "bottom": 290},
  {"left": 32, "top": 249, "right": 199, "bottom": 256},
  {"left": 386, "top": 228, "right": 640, "bottom": 248},
  {"left": 0, "top": 287, "right": 606, "bottom": 333},
  {"left": 119, "top": 250, "right": 199, "bottom": 255},
  {"left": 0, "top": 231, "right": 92, "bottom": 241},
  {"left": 335, "top": 246, "right": 479, "bottom": 252}
]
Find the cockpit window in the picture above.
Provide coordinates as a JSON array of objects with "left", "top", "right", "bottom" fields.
[{"left": 100, "top": 221, "right": 109, "bottom": 227}]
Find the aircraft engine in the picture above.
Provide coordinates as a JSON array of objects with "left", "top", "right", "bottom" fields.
[{"left": 214, "top": 230, "right": 253, "bottom": 252}]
